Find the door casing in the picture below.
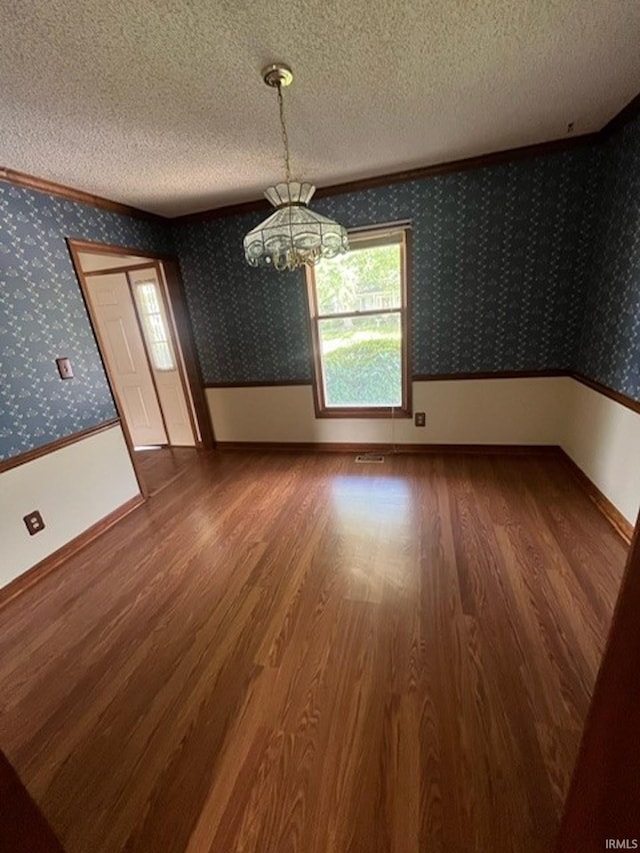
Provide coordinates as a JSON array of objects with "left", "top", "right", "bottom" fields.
[{"left": 67, "top": 238, "right": 214, "bottom": 497}]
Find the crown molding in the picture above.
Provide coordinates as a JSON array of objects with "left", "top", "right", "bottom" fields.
[
  {"left": 2, "top": 90, "right": 639, "bottom": 224},
  {"left": 0, "top": 167, "right": 167, "bottom": 223},
  {"left": 172, "top": 133, "right": 600, "bottom": 224},
  {"left": 171, "top": 88, "right": 640, "bottom": 224},
  {"left": 600, "top": 91, "right": 640, "bottom": 139}
]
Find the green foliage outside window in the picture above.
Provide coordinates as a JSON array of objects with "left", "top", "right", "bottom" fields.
[{"left": 314, "top": 242, "right": 403, "bottom": 408}]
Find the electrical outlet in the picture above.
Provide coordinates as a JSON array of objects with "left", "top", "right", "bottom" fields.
[
  {"left": 24, "top": 510, "right": 45, "bottom": 536},
  {"left": 414, "top": 411, "right": 426, "bottom": 427},
  {"left": 56, "top": 357, "right": 74, "bottom": 379}
]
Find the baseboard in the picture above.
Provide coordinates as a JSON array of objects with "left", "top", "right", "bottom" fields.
[
  {"left": 216, "top": 441, "right": 561, "bottom": 455},
  {"left": 216, "top": 441, "right": 634, "bottom": 541},
  {"left": 557, "top": 450, "right": 634, "bottom": 544},
  {"left": 0, "top": 493, "right": 145, "bottom": 610}
]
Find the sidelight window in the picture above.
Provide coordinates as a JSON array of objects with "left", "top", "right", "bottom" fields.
[{"left": 133, "top": 281, "right": 176, "bottom": 371}]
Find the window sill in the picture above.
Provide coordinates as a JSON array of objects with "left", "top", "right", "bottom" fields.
[{"left": 315, "top": 406, "right": 412, "bottom": 419}]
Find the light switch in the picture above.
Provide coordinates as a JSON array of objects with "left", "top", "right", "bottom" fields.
[{"left": 56, "top": 357, "right": 74, "bottom": 379}]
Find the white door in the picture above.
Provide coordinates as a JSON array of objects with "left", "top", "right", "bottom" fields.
[
  {"left": 86, "top": 272, "right": 168, "bottom": 447},
  {"left": 128, "top": 267, "right": 196, "bottom": 447}
]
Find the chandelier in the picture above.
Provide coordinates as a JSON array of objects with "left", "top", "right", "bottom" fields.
[{"left": 243, "top": 64, "right": 349, "bottom": 272}]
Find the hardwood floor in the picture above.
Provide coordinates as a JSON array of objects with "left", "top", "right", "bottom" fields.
[
  {"left": 135, "top": 446, "right": 199, "bottom": 495},
  {"left": 0, "top": 451, "right": 628, "bottom": 852}
]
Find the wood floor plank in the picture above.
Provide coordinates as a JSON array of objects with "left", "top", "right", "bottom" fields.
[
  {"left": 0, "top": 450, "right": 629, "bottom": 852},
  {"left": 135, "top": 447, "right": 198, "bottom": 496}
]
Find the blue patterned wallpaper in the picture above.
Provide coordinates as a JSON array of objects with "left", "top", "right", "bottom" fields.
[
  {"left": 3, "top": 114, "right": 638, "bottom": 464},
  {"left": 173, "top": 147, "right": 594, "bottom": 385},
  {"left": 575, "top": 116, "right": 640, "bottom": 399},
  {"left": 174, "top": 215, "right": 312, "bottom": 383},
  {"left": 0, "top": 183, "right": 172, "bottom": 461}
]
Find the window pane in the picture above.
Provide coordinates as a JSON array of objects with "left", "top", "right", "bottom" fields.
[
  {"left": 147, "top": 313, "right": 167, "bottom": 343},
  {"left": 149, "top": 341, "right": 175, "bottom": 371},
  {"left": 314, "top": 243, "right": 401, "bottom": 315},
  {"left": 134, "top": 281, "right": 176, "bottom": 371},
  {"left": 319, "top": 313, "right": 402, "bottom": 407},
  {"left": 137, "top": 282, "right": 161, "bottom": 314}
]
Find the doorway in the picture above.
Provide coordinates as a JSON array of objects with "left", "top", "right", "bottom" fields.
[{"left": 68, "top": 240, "right": 210, "bottom": 496}]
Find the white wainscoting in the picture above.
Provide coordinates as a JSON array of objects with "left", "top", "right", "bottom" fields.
[
  {"left": 1, "top": 424, "right": 140, "bottom": 587},
  {"left": 560, "top": 380, "right": 640, "bottom": 525},
  {"left": 206, "top": 377, "right": 568, "bottom": 446},
  {"left": 207, "top": 376, "right": 640, "bottom": 527},
  {"left": 5, "top": 377, "right": 637, "bottom": 592}
]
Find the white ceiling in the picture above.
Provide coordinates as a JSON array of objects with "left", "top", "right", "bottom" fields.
[{"left": 1, "top": 0, "right": 639, "bottom": 217}]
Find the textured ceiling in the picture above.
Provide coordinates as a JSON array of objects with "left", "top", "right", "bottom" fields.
[{"left": 1, "top": 0, "right": 639, "bottom": 217}]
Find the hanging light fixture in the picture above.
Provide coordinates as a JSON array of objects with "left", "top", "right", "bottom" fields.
[{"left": 243, "top": 63, "right": 349, "bottom": 272}]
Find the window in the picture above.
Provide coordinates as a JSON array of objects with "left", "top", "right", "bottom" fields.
[
  {"left": 133, "top": 281, "right": 176, "bottom": 371},
  {"left": 306, "top": 226, "right": 411, "bottom": 417}
]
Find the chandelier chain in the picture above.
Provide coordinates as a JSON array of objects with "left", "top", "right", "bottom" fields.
[
  {"left": 276, "top": 83, "right": 292, "bottom": 184},
  {"left": 243, "top": 62, "right": 349, "bottom": 270}
]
